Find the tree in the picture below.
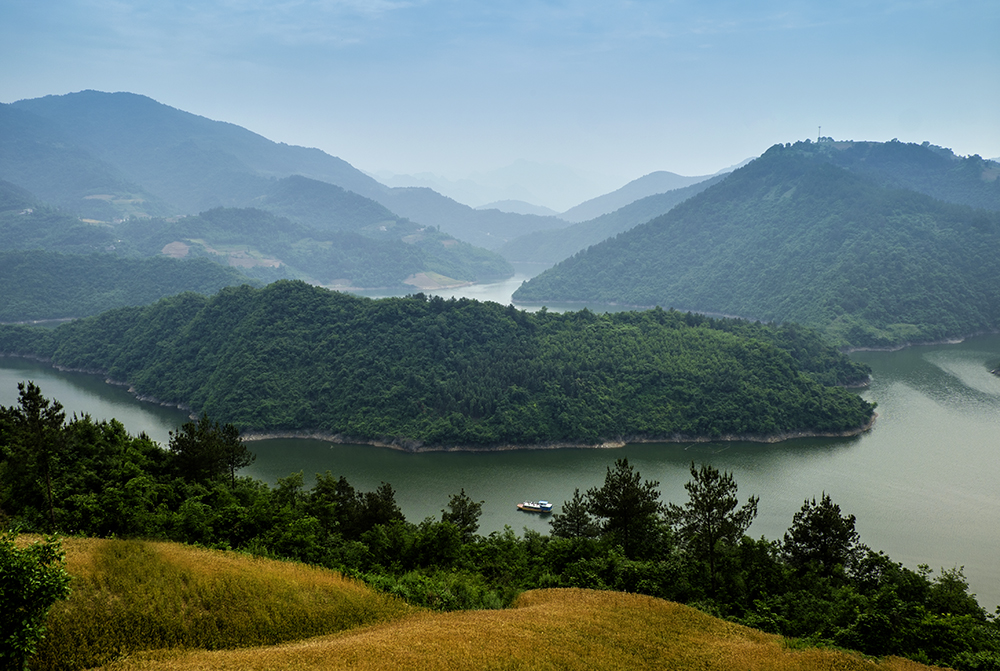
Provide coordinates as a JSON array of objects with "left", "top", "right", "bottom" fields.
[
  {"left": 550, "top": 488, "right": 599, "bottom": 539},
  {"left": 358, "top": 482, "right": 405, "bottom": 533},
  {"left": 586, "top": 458, "right": 663, "bottom": 558},
  {"left": 168, "top": 414, "right": 253, "bottom": 484},
  {"left": 0, "top": 533, "right": 71, "bottom": 671},
  {"left": 668, "top": 462, "right": 758, "bottom": 597},
  {"left": 442, "top": 489, "right": 483, "bottom": 542},
  {"left": 5, "top": 383, "right": 66, "bottom": 528},
  {"left": 782, "top": 492, "right": 861, "bottom": 579}
]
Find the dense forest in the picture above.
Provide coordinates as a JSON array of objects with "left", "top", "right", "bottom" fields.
[
  {"left": 0, "top": 281, "right": 873, "bottom": 446},
  {"left": 513, "top": 142, "right": 1000, "bottom": 349},
  {"left": 0, "top": 390, "right": 996, "bottom": 670}
]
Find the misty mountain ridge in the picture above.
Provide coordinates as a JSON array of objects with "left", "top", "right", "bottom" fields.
[
  {"left": 373, "top": 159, "right": 621, "bottom": 213},
  {"left": 500, "top": 174, "right": 729, "bottom": 267},
  {"left": 2, "top": 91, "right": 563, "bottom": 250},
  {"left": 475, "top": 200, "right": 562, "bottom": 217},
  {"left": 513, "top": 139, "right": 1000, "bottom": 349}
]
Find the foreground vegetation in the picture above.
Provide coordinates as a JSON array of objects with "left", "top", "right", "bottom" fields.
[
  {"left": 0, "top": 282, "right": 874, "bottom": 446},
  {"left": 24, "top": 537, "right": 412, "bottom": 670},
  {"left": 1, "top": 385, "right": 997, "bottom": 669},
  {"left": 28, "top": 552, "right": 946, "bottom": 671}
]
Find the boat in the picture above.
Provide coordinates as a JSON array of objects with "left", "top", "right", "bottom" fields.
[{"left": 517, "top": 500, "right": 553, "bottom": 513}]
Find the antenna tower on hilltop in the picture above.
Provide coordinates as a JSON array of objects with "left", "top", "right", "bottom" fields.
[{"left": 818, "top": 126, "right": 821, "bottom": 142}]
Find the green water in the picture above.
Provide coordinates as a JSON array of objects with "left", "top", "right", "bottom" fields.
[{"left": 2, "top": 334, "right": 998, "bottom": 610}]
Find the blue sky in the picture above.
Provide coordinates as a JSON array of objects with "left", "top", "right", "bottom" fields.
[{"left": 2, "top": 0, "right": 998, "bottom": 206}]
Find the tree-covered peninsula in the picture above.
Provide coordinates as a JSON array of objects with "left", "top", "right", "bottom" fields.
[
  {"left": 513, "top": 141, "right": 1000, "bottom": 349},
  {"left": 0, "top": 281, "right": 874, "bottom": 447}
]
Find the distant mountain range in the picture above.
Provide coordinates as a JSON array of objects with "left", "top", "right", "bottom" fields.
[
  {"left": 374, "top": 159, "right": 617, "bottom": 213},
  {"left": 1, "top": 91, "right": 571, "bottom": 251},
  {"left": 475, "top": 200, "right": 562, "bottom": 217},
  {"left": 513, "top": 139, "right": 1000, "bottom": 348}
]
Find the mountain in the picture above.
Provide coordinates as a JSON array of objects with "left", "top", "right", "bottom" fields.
[
  {"left": 0, "top": 281, "right": 874, "bottom": 444},
  {"left": 512, "top": 140, "right": 1000, "bottom": 349},
  {"left": 0, "top": 179, "right": 38, "bottom": 213},
  {"left": 817, "top": 139, "right": 1000, "bottom": 211},
  {"left": 249, "top": 175, "right": 404, "bottom": 233},
  {"left": 475, "top": 200, "right": 562, "bottom": 217},
  {"left": 559, "top": 170, "right": 716, "bottom": 223},
  {"left": 121, "top": 207, "right": 513, "bottom": 289},
  {"left": 5, "top": 91, "right": 561, "bottom": 249},
  {"left": 375, "top": 159, "right": 612, "bottom": 212},
  {"left": 499, "top": 175, "right": 727, "bottom": 266},
  {"left": 0, "top": 103, "right": 174, "bottom": 220}
]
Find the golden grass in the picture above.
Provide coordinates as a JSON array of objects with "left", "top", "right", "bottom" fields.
[
  {"left": 24, "top": 537, "right": 412, "bottom": 670},
  {"left": 99, "top": 588, "right": 947, "bottom": 671}
]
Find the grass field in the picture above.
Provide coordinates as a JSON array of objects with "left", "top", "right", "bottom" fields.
[
  {"left": 23, "top": 537, "right": 946, "bottom": 671},
  {"left": 26, "top": 537, "right": 412, "bottom": 670}
]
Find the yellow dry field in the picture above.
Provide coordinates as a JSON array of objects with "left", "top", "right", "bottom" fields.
[
  {"left": 16, "top": 537, "right": 945, "bottom": 671},
  {"left": 104, "top": 589, "right": 938, "bottom": 671}
]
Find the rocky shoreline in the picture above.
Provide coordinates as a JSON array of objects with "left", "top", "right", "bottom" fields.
[{"left": 240, "top": 413, "right": 877, "bottom": 453}]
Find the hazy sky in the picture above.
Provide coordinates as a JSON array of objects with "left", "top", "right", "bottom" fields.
[{"left": 2, "top": 0, "right": 998, "bottom": 203}]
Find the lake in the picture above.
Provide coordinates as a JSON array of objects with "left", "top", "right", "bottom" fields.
[{"left": 1, "top": 276, "right": 998, "bottom": 610}]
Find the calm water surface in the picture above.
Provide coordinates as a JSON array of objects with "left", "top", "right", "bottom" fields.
[{"left": 2, "top": 283, "right": 998, "bottom": 610}]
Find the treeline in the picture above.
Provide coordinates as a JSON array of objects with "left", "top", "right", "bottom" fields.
[
  {"left": 0, "top": 282, "right": 874, "bottom": 446},
  {"left": 513, "top": 143, "right": 1000, "bottom": 349},
  {"left": 0, "top": 250, "right": 257, "bottom": 322},
  {"left": 0, "top": 387, "right": 996, "bottom": 670}
]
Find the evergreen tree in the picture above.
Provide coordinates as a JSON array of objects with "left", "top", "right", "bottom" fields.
[
  {"left": 783, "top": 493, "right": 861, "bottom": 578},
  {"left": 168, "top": 414, "right": 253, "bottom": 484},
  {"left": 550, "top": 488, "right": 599, "bottom": 539},
  {"left": 586, "top": 458, "right": 663, "bottom": 558},
  {"left": 442, "top": 489, "right": 483, "bottom": 542},
  {"left": 669, "top": 462, "right": 758, "bottom": 598}
]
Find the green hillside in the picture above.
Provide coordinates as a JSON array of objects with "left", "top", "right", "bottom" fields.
[
  {"left": 0, "top": 281, "right": 874, "bottom": 445},
  {"left": 499, "top": 175, "right": 726, "bottom": 265},
  {"left": 815, "top": 139, "right": 1000, "bottom": 211},
  {"left": 0, "top": 103, "right": 174, "bottom": 220},
  {"left": 513, "top": 142, "right": 1000, "bottom": 349},
  {"left": 0, "top": 179, "right": 39, "bottom": 213},
  {"left": 116, "top": 207, "right": 513, "bottom": 288},
  {"left": 0, "top": 251, "right": 258, "bottom": 322}
]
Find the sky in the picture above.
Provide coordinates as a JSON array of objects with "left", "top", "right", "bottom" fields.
[{"left": 2, "top": 0, "right": 998, "bottom": 209}]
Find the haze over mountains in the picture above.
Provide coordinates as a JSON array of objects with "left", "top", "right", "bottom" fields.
[
  {"left": 514, "top": 140, "right": 1000, "bottom": 348},
  {"left": 0, "top": 91, "right": 729, "bottom": 251},
  {"left": 4, "top": 88, "right": 1000, "bottom": 354},
  {"left": 0, "top": 91, "right": 570, "bottom": 250}
]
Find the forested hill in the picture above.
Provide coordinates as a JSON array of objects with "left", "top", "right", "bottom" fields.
[
  {"left": 808, "top": 139, "right": 1000, "bottom": 211},
  {"left": 0, "top": 281, "right": 874, "bottom": 447},
  {"left": 513, "top": 142, "right": 1000, "bottom": 349}
]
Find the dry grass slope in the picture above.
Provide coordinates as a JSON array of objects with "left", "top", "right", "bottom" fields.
[
  {"left": 27, "top": 537, "right": 413, "bottom": 670},
  {"left": 23, "top": 537, "right": 947, "bottom": 671},
  {"left": 102, "top": 589, "right": 941, "bottom": 671}
]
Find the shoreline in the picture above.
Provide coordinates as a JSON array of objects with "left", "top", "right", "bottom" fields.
[
  {"left": 0, "top": 351, "right": 874, "bottom": 451},
  {"left": 240, "top": 414, "right": 878, "bottom": 453}
]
